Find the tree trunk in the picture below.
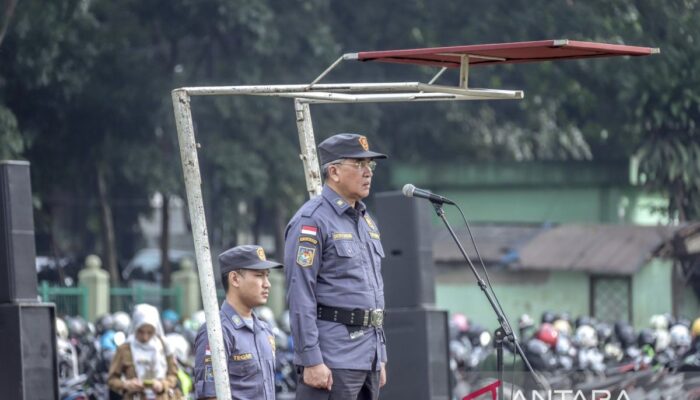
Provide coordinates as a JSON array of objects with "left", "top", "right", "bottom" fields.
[
  {"left": 253, "top": 197, "right": 263, "bottom": 245},
  {"left": 160, "top": 193, "right": 171, "bottom": 288},
  {"left": 273, "top": 200, "right": 286, "bottom": 260},
  {"left": 96, "top": 163, "right": 119, "bottom": 284},
  {"left": 0, "top": 0, "right": 18, "bottom": 48}
]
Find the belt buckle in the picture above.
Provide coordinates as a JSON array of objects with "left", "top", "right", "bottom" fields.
[{"left": 370, "top": 309, "right": 384, "bottom": 327}]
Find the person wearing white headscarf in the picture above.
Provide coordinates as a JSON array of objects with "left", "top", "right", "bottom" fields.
[{"left": 108, "top": 304, "right": 181, "bottom": 399}]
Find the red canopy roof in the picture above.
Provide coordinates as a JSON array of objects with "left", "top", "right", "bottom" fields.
[{"left": 355, "top": 39, "right": 659, "bottom": 68}]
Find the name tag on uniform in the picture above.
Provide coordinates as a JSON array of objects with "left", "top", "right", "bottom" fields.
[
  {"left": 369, "top": 232, "right": 380, "bottom": 240},
  {"left": 332, "top": 232, "right": 353, "bottom": 240},
  {"left": 232, "top": 353, "right": 253, "bottom": 361}
]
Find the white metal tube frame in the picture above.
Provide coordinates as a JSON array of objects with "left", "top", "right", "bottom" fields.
[{"left": 171, "top": 53, "right": 523, "bottom": 400}]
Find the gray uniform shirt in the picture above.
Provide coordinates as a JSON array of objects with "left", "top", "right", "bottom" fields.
[
  {"left": 194, "top": 302, "right": 276, "bottom": 400},
  {"left": 284, "top": 185, "right": 387, "bottom": 370}
]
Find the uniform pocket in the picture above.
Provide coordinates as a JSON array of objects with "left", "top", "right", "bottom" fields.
[
  {"left": 334, "top": 240, "right": 359, "bottom": 257},
  {"left": 228, "top": 359, "right": 260, "bottom": 376},
  {"left": 371, "top": 240, "right": 385, "bottom": 258}
]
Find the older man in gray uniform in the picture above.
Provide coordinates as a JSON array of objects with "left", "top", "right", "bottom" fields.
[
  {"left": 194, "top": 245, "right": 282, "bottom": 400},
  {"left": 284, "top": 133, "right": 388, "bottom": 400}
]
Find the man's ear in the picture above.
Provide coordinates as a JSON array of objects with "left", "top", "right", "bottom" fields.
[
  {"left": 230, "top": 270, "right": 241, "bottom": 288},
  {"left": 329, "top": 164, "right": 341, "bottom": 183}
]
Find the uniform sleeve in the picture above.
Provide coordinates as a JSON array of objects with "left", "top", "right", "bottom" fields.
[
  {"left": 194, "top": 324, "right": 231, "bottom": 399},
  {"left": 284, "top": 215, "right": 324, "bottom": 367},
  {"left": 381, "top": 334, "right": 388, "bottom": 364}
]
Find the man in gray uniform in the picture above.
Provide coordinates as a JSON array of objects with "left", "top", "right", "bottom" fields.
[
  {"left": 284, "top": 133, "right": 388, "bottom": 400},
  {"left": 194, "top": 245, "right": 282, "bottom": 400}
]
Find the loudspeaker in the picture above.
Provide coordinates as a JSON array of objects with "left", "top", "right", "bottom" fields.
[
  {"left": 375, "top": 191, "right": 435, "bottom": 308},
  {"left": 0, "top": 161, "right": 38, "bottom": 303},
  {"left": 0, "top": 303, "right": 58, "bottom": 400},
  {"left": 382, "top": 308, "right": 451, "bottom": 400}
]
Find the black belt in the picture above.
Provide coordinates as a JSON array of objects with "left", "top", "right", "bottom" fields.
[{"left": 317, "top": 305, "right": 384, "bottom": 328}]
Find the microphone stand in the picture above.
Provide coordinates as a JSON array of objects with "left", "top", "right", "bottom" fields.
[{"left": 431, "top": 201, "right": 549, "bottom": 399}]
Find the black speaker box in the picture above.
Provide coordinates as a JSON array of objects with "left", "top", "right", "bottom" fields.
[
  {"left": 0, "top": 303, "right": 58, "bottom": 400},
  {"left": 0, "top": 161, "right": 38, "bottom": 303},
  {"left": 382, "top": 308, "right": 451, "bottom": 400},
  {"left": 375, "top": 191, "right": 436, "bottom": 308}
]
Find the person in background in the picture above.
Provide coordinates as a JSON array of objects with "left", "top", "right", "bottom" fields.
[{"left": 108, "top": 303, "right": 181, "bottom": 400}]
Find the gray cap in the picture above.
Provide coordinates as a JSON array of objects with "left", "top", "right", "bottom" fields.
[
  {"left": 318, "top": 133, "right": 388, "bottom": 165},
  {"left": 219, "top": 245, "right": 282, "bottom": 275}
]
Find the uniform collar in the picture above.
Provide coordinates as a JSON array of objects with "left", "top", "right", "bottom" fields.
[
  {"left": 221, "top": 301, "right": 257, "bottom": 331},
  {"left": 322, "top": 185, "right": 366, "bottom": 216}
]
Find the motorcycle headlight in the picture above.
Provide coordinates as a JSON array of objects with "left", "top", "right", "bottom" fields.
[
  {"left": 479, "top": 331, "right": 492, "bottom": 347},
  {"left": 114, "top": 331, "right": 126, "bottom": 346}
]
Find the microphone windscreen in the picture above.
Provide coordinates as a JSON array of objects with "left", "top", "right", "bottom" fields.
[{"left": 402, "top": 184, "right": 415, "bottom": 197}]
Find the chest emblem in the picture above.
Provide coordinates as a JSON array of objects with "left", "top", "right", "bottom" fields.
[
  {"left": 364, "top": 215, "right": 377, "bottom": 231},
  {"left": 268, "top": 335, "right": 276, "bottom": 354},
  {"left": 296, "top": 246, "right": 316, "bottom": 268}
]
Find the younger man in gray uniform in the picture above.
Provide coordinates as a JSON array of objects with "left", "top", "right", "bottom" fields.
[
  {"left": 285, "top": 133, "right": 389, "bottom": 400},
  {"left": 194, "top": 245, "right": 282, "bottom": 400}
]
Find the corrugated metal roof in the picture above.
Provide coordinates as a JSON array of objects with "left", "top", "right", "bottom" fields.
[
  {"left": 516, "top": 225, "right": 677, "bottom": 274},
  {"left": 433, "top": 223, "right": 547, "bottom": 265}
]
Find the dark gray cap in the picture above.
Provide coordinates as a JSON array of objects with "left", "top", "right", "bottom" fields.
[
  {"left": 219, "top": 245, "right": 282, "bottom": 275},
  {"left": 318, "top": 133, "right": 388, "bottom": 165}
]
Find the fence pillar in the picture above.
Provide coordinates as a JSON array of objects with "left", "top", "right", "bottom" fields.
[
  {"left": 78, "top": 255, "right": 109, "bottom": 321},
  {"left": 172, "top": 258, "right": 200, "bottom": 320},
  {"left": 268, "top": 269, "right": 286, "bottom": 318}
]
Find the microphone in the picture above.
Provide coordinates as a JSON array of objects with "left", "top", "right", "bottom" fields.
[{"left": 402, "top": 184, "right": 455, "bottom": 205}]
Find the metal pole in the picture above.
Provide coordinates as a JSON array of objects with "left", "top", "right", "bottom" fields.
[
  {"left": 294, "top": 99, "right": 323, "bottom": 198},
  {"left": 459, "top": 55, "right": 469, "bottom": 88},
  {"left": 171, "top": 89, "right": 232, "bottom": 400}
]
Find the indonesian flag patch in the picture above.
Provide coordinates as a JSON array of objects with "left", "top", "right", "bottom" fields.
[{"left": 301, "top": 225, "right": 318, "bottom": 236}]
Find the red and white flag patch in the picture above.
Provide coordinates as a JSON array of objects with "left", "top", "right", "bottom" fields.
[{"left": 301, "top": 225, "right": 318, "bottom": 236}]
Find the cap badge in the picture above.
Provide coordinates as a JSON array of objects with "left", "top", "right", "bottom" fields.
[
  {"left": 256, "top": 247, "right": 266, "bottom": 261},
  {"left": 359, "top": 136, "right": 369, "bottom": 151}
]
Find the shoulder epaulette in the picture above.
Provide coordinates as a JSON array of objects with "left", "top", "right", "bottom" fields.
[{"left": 301, "top": 197, "right": 323, "bottom": 218}]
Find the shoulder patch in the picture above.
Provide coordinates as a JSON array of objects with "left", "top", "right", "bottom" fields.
[
  {"left": 299, "top": 236, "right": 319, "bottom": 245},
  {"left": 301, "top": 225, "right": 318, "bottom": 236},
  {"left": 296, "top": 246, "right": 316, "bottom": 268}
]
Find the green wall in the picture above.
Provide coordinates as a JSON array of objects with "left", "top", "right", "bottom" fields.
[
  {"left": 632, "top": 259, "right": 673, "bottom": 328},
  {"left": 435, "top": 270, "right": 589, "bottom": 331},
  {"left": 390, "top": 161, "right": 668, "bottom": 225},
  {"left": 435, "top": 259, "right": 686, "bottom": 330},
  {"left": 680, "top": 285, "right": 700, "bottom": 321}
]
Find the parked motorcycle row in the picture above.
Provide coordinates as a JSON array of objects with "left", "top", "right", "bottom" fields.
[
  {"left": 450, "top": 312, "right": 700, "bottom": 400},
  {"left": 55, "top": 307, "right": 297, "bottom": 400}
]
